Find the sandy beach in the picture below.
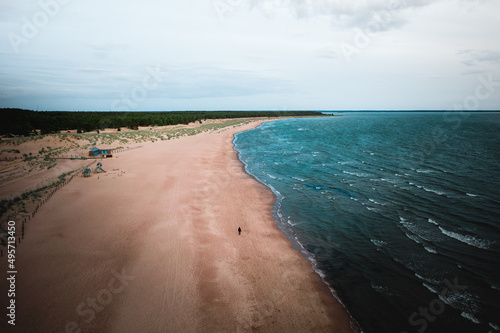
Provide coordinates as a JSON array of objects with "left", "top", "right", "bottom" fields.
[{"left": 1, "top": 120, "right": 356, "bottom": 332}]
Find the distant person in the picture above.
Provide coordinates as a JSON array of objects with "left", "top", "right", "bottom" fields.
[{"left": 238, "top": 227, "right": 241, "bottom": 235}]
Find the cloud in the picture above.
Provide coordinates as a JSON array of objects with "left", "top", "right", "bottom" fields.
[
  {"left": 139, "top": 65, "right": 294, "bottom": 100},
  {"left": 1, "top": 1, "right": 499, "bottom": 111},
  {"left": 280, "top": 0, "right": 436, "bottom": 30},
  {"left": 77, "top": 66, "right": 111, "bottom": 73},
  {"left": 316, "top": 47, "right": 340, "bottom": 59},
  {"left": 88, "top": 43, "right": 129, "bottom": 60},
  {"left": 458, "top": 49, "right": 500, "bottom": 67}
]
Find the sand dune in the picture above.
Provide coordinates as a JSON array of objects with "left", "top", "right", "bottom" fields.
[{"left": 1, "top": 121, "right": 355, "bottom": 332}]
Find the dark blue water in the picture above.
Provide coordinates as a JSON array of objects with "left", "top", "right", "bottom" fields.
[{"left": 234, "top": 112, "right": 500, "bottom": 333}]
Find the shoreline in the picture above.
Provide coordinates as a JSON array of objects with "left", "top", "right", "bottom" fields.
[
  {"left": 233, "top": 121, "right": 359, "bottom": 332},
  {"left": 1, "top": 119, "right": 356, "bottom": 332}
]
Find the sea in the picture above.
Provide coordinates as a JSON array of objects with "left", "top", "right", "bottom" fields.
[{"left": 233, "top": 112, "right": 500, "bottom": 333}]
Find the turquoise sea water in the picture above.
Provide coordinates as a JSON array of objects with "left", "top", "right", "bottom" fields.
[{"left": 234, "top": 112, "right": 500, "bottom": 333}]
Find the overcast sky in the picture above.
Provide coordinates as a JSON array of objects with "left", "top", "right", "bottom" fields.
[{"left": 0, "top": 0, "right": 499, "bottom": 111}]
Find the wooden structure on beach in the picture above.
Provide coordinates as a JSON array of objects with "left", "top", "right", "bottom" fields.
[
  {"left": 88, "top": 147, "right": 112, "bottom": 158},
  {"left": 95, "top": 162, "right": 106, "bottom": 173}
]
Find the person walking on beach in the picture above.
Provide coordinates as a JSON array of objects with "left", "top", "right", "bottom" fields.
[{"left": 238, "top": 227, "right": 241, "bottom": 235}]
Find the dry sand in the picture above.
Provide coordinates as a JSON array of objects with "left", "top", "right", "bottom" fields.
[{"left": 1, "top": 120, "right": 356, "bottom": 332}]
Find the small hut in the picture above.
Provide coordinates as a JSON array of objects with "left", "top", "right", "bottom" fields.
[{"left": 88, "top": 147, "right": 112, "bottom": 158}]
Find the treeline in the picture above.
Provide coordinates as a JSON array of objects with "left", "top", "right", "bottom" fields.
[{"left": 0, "top": 109, "right": 325, "bottom": 135}]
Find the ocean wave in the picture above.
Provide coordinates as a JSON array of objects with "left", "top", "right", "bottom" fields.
[
  {"left": 366, "top": 207, "right": 378, "bottom": 212},
  {"left": 291, "top": 177, "right": 305, "bottom": 182},
  {"left": 404, "top": 232, "right": 423, "bottom": 244},
  {"left": 371, "top": 283, "right": 397, "bottom": 296},
  {"left": 439, "top": 288, "right": 481, "bottom": 315},
  {"left": 416, "top": 169, "right": 435, "bottom": 173},
  {"left": 408, "top": 182, "right": 448, "bottom": 196},
  {"left": 439, "top": 227, "right": 494, "bottom": 249},
  {"left": 422, "top": 186, "right": 448, "bottom": 196},
  {"left": 427, "top": 218, "right": 439, "bottom": 226},
  {"left": 415, "top": 273, "right": 441, "bottom": 285},
  {"left": 489, "top": 322, "right": 500, "bottom": 331},
  {"left": 343, "top": 170, "right": 369, "bottom": 177},
  {"left": 370, "top": 239, "right": 387, "bottom": 247},
  {"left": 460, "top": 311, "right": 480, "bottom": 324},
  {"left": 350, "top": 197, "right": 366, "bottom": 206},
  {"left": 422, "top": 282, "right": 439, "bottom": 294},
  {"left": 368, "top": 198, "right": 386, "bottom": 206},
  {"left": 424, "top": 246, "right": 437, "bottom": 254},
  {"left": 399, "top": 217, "right": 419, "bottom": 236},
  {"left": 466, "top": 193, "right": 479, "bottom": 197},
  {"left": 400, "top": 217, "right": 437, "bottom": 243}
]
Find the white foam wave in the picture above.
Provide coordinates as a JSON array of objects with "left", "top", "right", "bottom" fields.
[
  {"left": 422, "top": 282, "right": 439, "bottom": 294},
  {"left": 371, "top": 283, "right": 397, "bottom": 296},
  {"left": 424, "top": 246, "right": 437, "bottom": 254},
  {"left": 415, "top": 273, "right": 441, "bottom": 285},
  {"left": 416, "top": 169, "right": 435, "bottom": 173},
  {"left": 349, "top": 197, "right": 366, "bottom": 206},
  {"left": 291, "top": 177, "right": 305, "bottom": 182},
  {"left": 409, "top": 183, "right": 446, "bottom": 196},
  {"left": 466, "top": 193, "right": 479, "bottom": 197},
  {"left": 489, "top": 322, "right": 500, "bottom": 330},
  {"left": 405, "top": 232, "right": 422, "bottom": 244},
  {"left": 461, "top": 311, "right": 480, "bottom": 324},
  {"left": 400, "top": 217, "right": 435, "bottom": 243},
  {"left": 366, "top": 207, "right": 378, "bottom": 212},
  {"left": 264, "top": 172, "right": 276, "bottom": 179},
  {"left": 370, "top": 239, "right": 387, "bottom": 247},
  {"left": 439, "top": 227, "right": 494, "bottom": 249},
  {"left": 427, "top": 218, "right": 439, "bottom": 226},
  {"left": 343, "top": 170, "right": 368, "bottom": 177},
  {"left": 368, "top": 198, "right": 386, "bottom": 206},
  {"left": 267, "top": 184, "right": 283, "bottom": 198},
  {"left": 422, "top": 186, "right": 447, "bottom": 196},
  {"left": 439, "top": 289, "right": 481, "bottom": 315}
]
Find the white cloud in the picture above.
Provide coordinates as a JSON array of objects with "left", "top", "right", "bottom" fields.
[
  {"left": 0, "top": 0, "right": 499, "bottom": 110},
  {"left": 458, "top": 50, "right": 500, "bottom": 67}
]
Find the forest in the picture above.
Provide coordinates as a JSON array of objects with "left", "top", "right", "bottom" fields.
[{"left": 0, "top": 109, "right": 325, "bottom": 135}]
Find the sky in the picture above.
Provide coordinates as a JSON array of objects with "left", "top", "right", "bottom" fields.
[{"left": 0, "top": 0, "right": 499, "bottom": 111}]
